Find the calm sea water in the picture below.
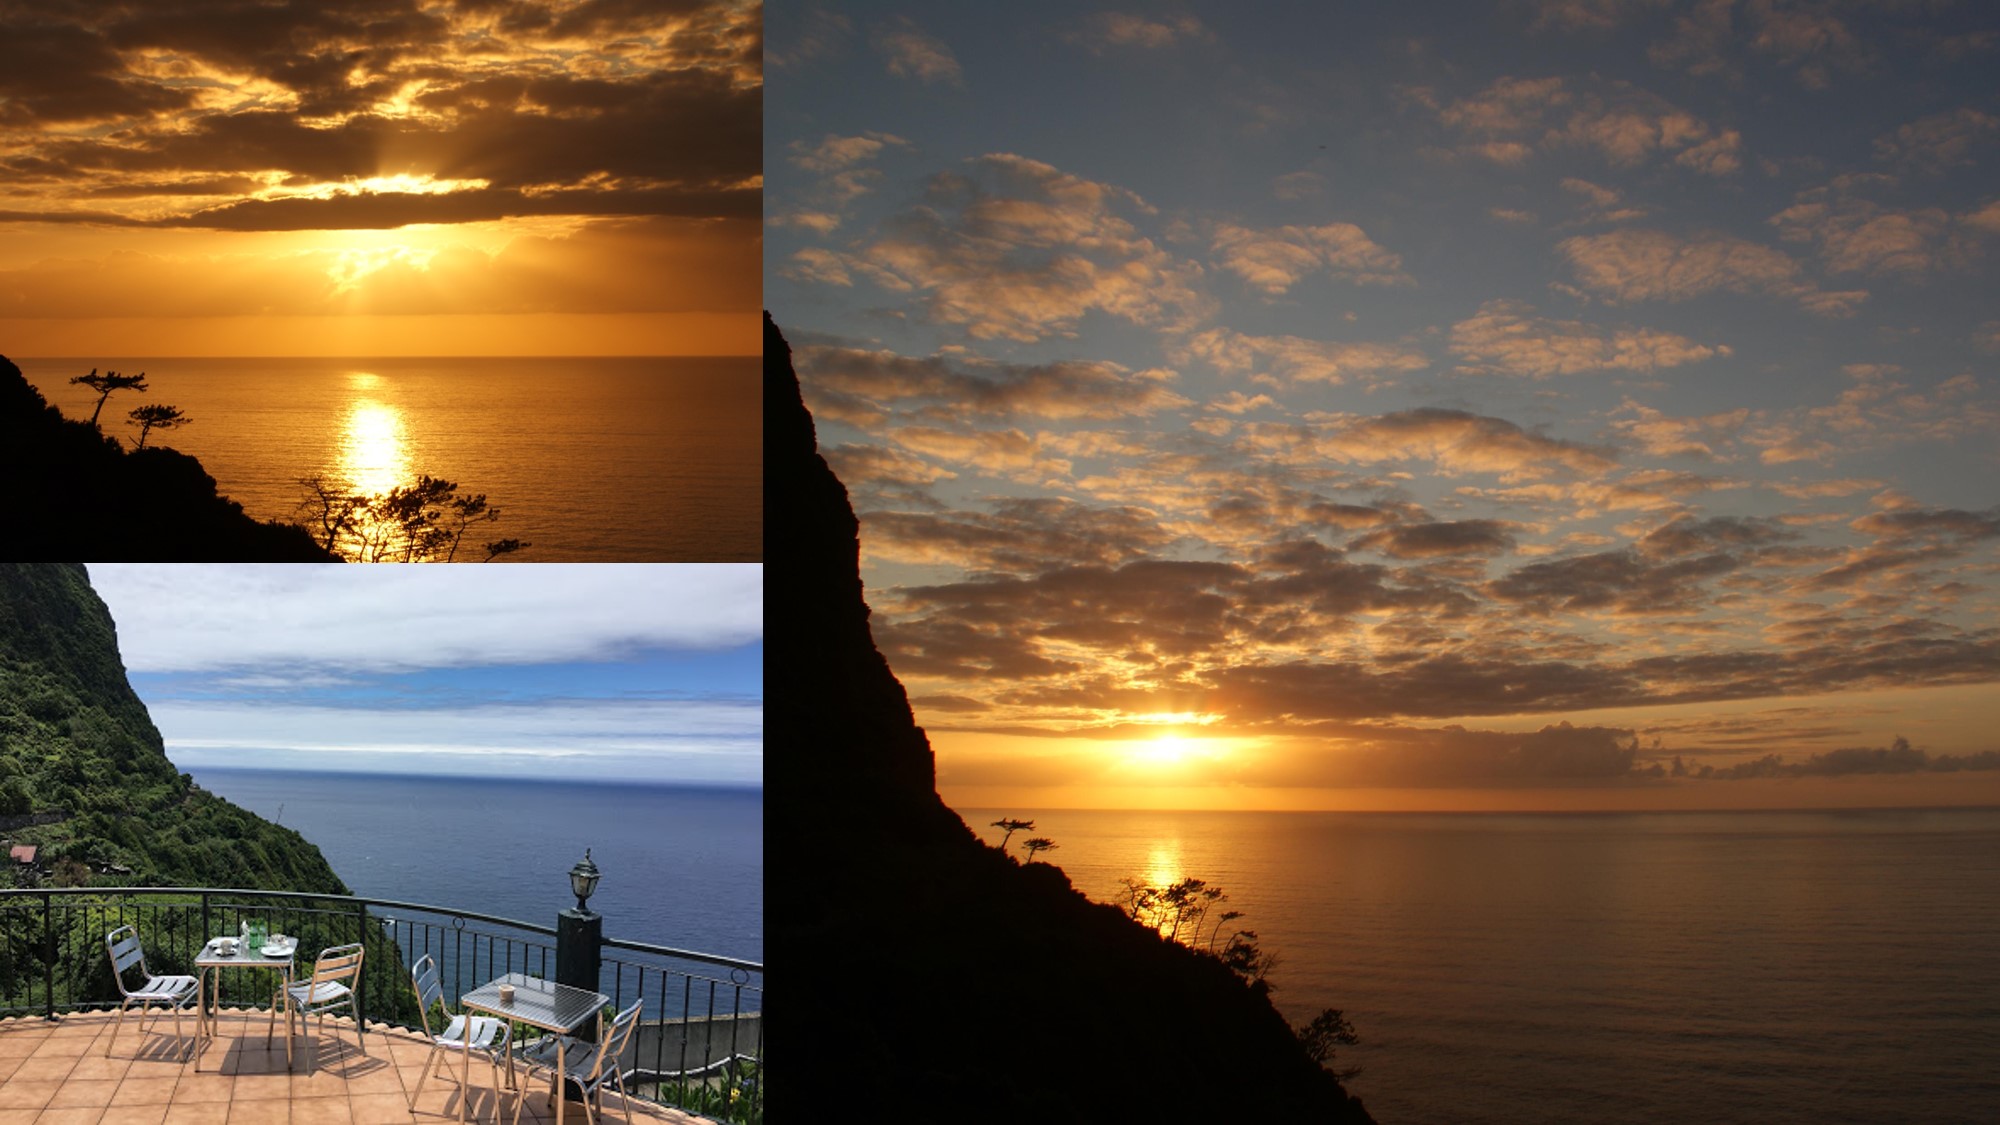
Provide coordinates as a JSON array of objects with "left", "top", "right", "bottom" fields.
[
  {"left": 17, "top": 357, "right": 760, "bottom": 562},
  {"left": 964, "top": 806, "right": 2000, "bottom": 1125},
  {"left": 193, "top": 768, "right": 762, "bottom": 968}
]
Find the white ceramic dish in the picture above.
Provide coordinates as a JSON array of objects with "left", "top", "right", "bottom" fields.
[{"left": 261, "top": 942, "right": 296, "bottom": 958}]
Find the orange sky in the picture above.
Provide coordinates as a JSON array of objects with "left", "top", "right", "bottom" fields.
[{"left": 0, "top": 1, "right": 760, "bottom": 356}]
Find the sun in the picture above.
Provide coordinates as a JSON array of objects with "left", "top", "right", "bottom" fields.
[{"left": 1132, "top": 735, "right": 1193, "bottom": 768}]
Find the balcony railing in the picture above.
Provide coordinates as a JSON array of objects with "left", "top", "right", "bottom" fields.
[{"left": 0, "top": 887, "right": 763, "bottom": 1124}]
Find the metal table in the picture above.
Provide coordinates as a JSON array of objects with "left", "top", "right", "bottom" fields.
[
  {"left": 460, "top": 973, "right": 609, "bottom": 1125},
  {"left": 193, "top": 938, "right": 297, "bottom": 1071}
]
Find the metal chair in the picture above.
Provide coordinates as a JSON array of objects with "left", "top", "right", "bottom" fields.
[
  {"left": 103, "top": 925, "right": 199, "bottom": 1060},
  {"left": 271, "top": 942, "right": 366, "bottom": 1071},
  {"left": 510, "top": 998, "right": 644, "bottom": 1125},
  {"left": 407, "top": 954, "right": 514, "bottom": 1110}
]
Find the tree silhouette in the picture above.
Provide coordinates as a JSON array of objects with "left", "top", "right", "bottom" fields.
[
  {"left": 125, "top": 404, "right": 191, "bottom": 449},
  {"left": 1020, "top": 837, "right": 1058, "bottom": 862},
  {"left": 1295, "top": 1008, "right": 1362, "bottom": 1079},
  {"left": 69, "top": 368, "right": 148, "bottom": 426},
  {"left": 294, "top": 474, "right": 528, "bottom": 562},
  {"left": 296, "top": 475, "right": 372, "bottom": 554},
  {"left": 990, "top": 818, "right": 1034, "bottom": 853}
]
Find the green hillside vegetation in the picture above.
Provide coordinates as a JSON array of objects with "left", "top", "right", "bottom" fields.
[
  {"left": 0, "top": 564, "right": 416, "bottom": 1025},
  {"left": 0, "top": 564, "right": 344, "bottom": 892}
]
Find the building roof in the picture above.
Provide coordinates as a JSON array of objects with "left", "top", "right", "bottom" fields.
[{"left": 8, "top": 846, "right": 35, "bottom": 864}]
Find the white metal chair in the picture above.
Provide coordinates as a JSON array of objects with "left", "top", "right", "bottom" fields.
[
  {"left": 510, "top": 998, "right": 644, "bottom": 1125},
  {"left": 103, "top": 925, "right": 199, "bottom": 1060},
  {"left": 271, "top": 942, "right": 366, "bottom": 1071},
  {"left": 407, "top": 954, "right": 514, "bottom": 1109}
]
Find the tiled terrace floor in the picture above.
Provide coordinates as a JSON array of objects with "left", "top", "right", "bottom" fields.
[{"left": 0, "top": 1010, "right": 715, "bottom": 1125}]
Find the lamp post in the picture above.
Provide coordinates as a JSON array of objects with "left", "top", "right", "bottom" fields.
[{"left": 554, "top": 848, "right": 603, "bottom": 1045}]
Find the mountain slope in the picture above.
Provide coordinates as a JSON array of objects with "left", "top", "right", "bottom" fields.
[
  {"left": 0, "top": 563, "right": 348, "bottom": 893},
  {"left": 0, "top": 357, "right": 333, "bottom": 560},
  {"left": 767, "top": 313, "right": 1375, "bottom": 1123}
]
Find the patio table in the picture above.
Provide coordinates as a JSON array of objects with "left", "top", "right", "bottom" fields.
[
  {"left": 193, "top": 937, "right": 297, "bottom": 1071},
  {"left": 460, "top": 973, "right": 609, "bottom": 1125}
]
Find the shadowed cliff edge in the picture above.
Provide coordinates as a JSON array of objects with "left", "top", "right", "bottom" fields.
[
  {"left": 0, "top": 356, "right": 333, "bottom": 560},
  {"left": 767, "top": 312, "right": 1376, "bottom": 1123}
]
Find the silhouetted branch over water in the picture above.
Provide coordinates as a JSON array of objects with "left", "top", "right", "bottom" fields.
[
  {"left": 296, "top": 473, "right": 530, "bottom": 562},
  {"left": 125, "top": 402, "right": 191, "bottom": 449}
]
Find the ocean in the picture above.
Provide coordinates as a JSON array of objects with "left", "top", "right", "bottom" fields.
[
  {"left": 192, "top": 768, "right": 762, "bottom": 968},
  {"left": 15, "top": 356, "right": 760, "bottom": 562},
  {"left": 963, "top": 806, "right": 2000, "bottom": 1125}
]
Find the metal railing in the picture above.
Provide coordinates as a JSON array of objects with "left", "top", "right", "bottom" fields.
[{"left": 0, "top": 888, "right": 762, "bottom": 1124}]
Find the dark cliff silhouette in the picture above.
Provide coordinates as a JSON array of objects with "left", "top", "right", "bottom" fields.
[
  {"left": 1, "top": 356, "right": 332, "bottom": 560},
  {"left": 767, "top": 312, "right": 1375, "bottom": 1123}
]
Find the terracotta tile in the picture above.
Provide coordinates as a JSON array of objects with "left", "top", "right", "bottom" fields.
[
  {"left": 0, "top": 1035, "right": 48, "bottom": 1059},
  {"left": 168, "top": 1075, "right": 234, "bottom": 1105},
  {"left": 36, "top": 1107, "right": 105, "bottom": 1125},
  {"left": 99, "top": 1105, "right": 170, "bottom": 1125},
  {"left": 48, "top": 1080, "right": 123, "bottom": 1109},
  {"left": 223, "top": 1102, "right": 286, "bottom": 1125},
  {"left": 226, "top": 1054, "right": 286, "bottom": 1078},
  {"left": 66, "top": 1055, "right": 136, "bottom": 1083},
  {"left": 287, "top": 1071, "right": 348, "bottom": 1101},
  {"left": 9, "top": 1054, "right": 78, "bottom": 1083},
  {"left": 50, "top": 1020, "right": 109, "bottom": 1039},
  {"left": 334, "top": 1071, "right": 400, "bottom": 1098},
  {"left": 0, "top": 1060, "right": 20, "bottom": 1082},
  {"left": 0, "top": 1079, "right": 61, "bottom": 1111},
  {"left": 229, "top": 1074, "right": 291, "bottom": 1102},
  {"left": 0, "top": 1110, "right": 36, "bottom": 1125},
  {"left": 29, "top": 1038, "right": 86, "bottom": 1062},
  {"left": 346, "top": 1095, "right": 414, "bottom": 1125},
  {"left": 109, "top": 1077, "right": 181, "bottom": 1107},
  {"left": 162, "top": 1103, "right": 232, "bottom": 1125},
  {"left": 287, "top": 1098, "right": 353, "bottom": 1125}
]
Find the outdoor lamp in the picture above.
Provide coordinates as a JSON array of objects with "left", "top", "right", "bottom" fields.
[{"left": 568, "top": 848, "right": 601, "bottom": 913}]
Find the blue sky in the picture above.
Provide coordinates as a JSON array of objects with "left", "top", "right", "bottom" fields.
[
  {"left": 766, "top": 2, "right": 2000, "bottom": 808},
  {"left": 88, "top": 564, "right": 762, "bottom": 783}
]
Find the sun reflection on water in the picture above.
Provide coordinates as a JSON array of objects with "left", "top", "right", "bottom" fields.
[
  {"left": 1146, "top": 841, "right": 1184, "bottom": 888},
  {"left": 340, "top": 398, "right": 409, "bottom": 495}
]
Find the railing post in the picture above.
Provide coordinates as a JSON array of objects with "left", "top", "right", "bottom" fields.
[
  {"left": 555, "top": 907, "right": 602, "bottom": 1044},
  {"left": 354, "top": 899, "right": 368, "bottom": 1031},
  {"left": 41, "top": 892, "right": 54, "bottom": 1020}
]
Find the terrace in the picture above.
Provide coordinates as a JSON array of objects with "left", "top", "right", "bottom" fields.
[{"left": 0, "top": 890, "right": 763, "bottom": 1125}]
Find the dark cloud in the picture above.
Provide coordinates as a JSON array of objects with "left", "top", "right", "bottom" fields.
[
  {"left": 0, "top": 0, "right": 758, "bottom": 226},
  {"left": 860, "top": 499, "right": 1175, "bottom": 574},
  {"left": 1636, "top": 514, "right": 1796, "bottom": 558},
  {"left": 1702, "top": 738, "right": 2000, "bottom": 779},
  {"left": 1489, "top": 548, "right": 1741, "bottom": 615},
  {"left": 1353, "top": 519, "right": 1516, "bottom": 559},
  {"left": 800, "top": 344, "right": 1191, "bottom": 421}
]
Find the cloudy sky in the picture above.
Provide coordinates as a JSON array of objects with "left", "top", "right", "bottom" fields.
[
  {"left": 89, "top": 564, "right": 762, "bottom": 783},
  {"left": 0, "top": 0, "right": 760, "bottom": 356},
  {"left": 767, "top": 1, "right": 2000, "bottom": 810}
]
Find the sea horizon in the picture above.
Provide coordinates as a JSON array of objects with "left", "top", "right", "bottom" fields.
[
  {"left": 14, "top": 355, "right": 762, "bottom": 562},
  {"left": 190, "top": 766, "right": 763, "bottom": 966},
  {"left": 973, "top": 804, "right": 2000, "bottom": 1125}
]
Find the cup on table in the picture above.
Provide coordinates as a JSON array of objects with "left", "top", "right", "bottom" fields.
[
  {"left": 217, "top": 937, "right": 237, "bottom": 955},
  {"left": 498, "top": 983, "right": 516, "bottom": 1004}
]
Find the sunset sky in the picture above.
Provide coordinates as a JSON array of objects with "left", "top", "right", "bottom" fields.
[
  {"left": 0, "top": 0, "right": 760, "bottom": 356},
  {"left": 768, "top": 1, "right": 2000, "bottom": 811}
]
